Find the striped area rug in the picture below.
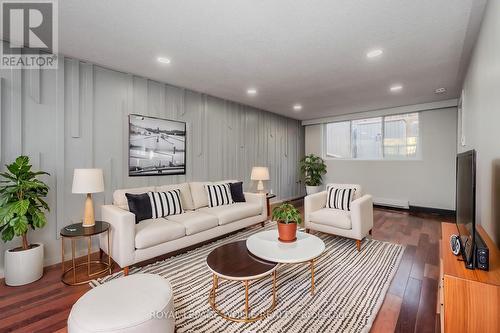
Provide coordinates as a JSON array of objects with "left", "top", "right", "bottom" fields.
[{"left": 91, "top": 224, "right": 404, "bottom": 332}]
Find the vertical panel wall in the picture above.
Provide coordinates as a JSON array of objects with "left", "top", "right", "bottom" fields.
[{"left": 0, "top": 51, "right": 305, "bottom": 274}]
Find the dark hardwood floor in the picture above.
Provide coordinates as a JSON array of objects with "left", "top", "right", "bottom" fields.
[{"left": 0, "top": 206, "right": 450, "bottom": 333}]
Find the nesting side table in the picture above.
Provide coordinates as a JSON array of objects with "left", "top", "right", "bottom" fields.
[{"left": 60, "top": 221, "right": 112, "bottom": 286}]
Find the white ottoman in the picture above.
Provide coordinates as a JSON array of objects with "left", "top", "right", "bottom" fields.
[{"left": 68, "top": 274, "right": 175, "bottom": 333}]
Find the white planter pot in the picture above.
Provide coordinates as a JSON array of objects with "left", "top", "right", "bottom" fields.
[
  {"left": 4, "top": 243, "right": 44, "bottom": 286},
  {"left": 305, "top": 185, "right": 322, "bottom": 195}
]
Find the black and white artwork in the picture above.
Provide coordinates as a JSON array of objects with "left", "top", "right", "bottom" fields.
[{"left": 129, "top": 114, "right": 186, "bottom": 176}]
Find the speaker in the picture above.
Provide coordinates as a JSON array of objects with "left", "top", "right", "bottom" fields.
[{"left": 475, "top": 233, "right": 489, "bottom": 271}]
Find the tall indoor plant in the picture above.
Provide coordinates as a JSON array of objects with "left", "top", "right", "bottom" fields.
[
  {"left": 0, "top": 156, "right": 50, "bottom": 286},
  {"left": 272, "top": 203, "right": 302, "bottom": 242},
  {"left": 299, "top": 154, "right": 327, "bottom": 195}
]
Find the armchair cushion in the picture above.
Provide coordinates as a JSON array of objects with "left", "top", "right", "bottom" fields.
[
  {"left": 326, "top": 187, "right": 356, "bottom": 211},
  {"left": 309, "top": 208, "right": 352, "bottom": 230}
]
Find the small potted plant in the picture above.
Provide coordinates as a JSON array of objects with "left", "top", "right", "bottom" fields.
[
  {"left": 0, "top": 156, "right": 50, "bottom": 286},
  {"left": 299, "top": 154, "right": 327, "bottom": 195},
  {"left": 272, "top": 203, "right": 302, "bottom": 242}
]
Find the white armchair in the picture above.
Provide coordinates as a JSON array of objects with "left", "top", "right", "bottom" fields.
[{"left": 304, "top": 183, "right": 373, "bottom": 251}]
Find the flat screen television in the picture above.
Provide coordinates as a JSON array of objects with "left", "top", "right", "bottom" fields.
[{"left": 455, "top": 150, "right": 476, "bottom": 269}]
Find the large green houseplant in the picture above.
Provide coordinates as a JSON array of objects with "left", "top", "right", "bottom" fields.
[
  {"left": 272, "top": 203, "right": 302, "bottom": 242},
  {"left": 299, "top": 154, "right": 327, "bottom": 194},
  {"left": 0, "top": 156, "right": 50, "bottom": 286}
]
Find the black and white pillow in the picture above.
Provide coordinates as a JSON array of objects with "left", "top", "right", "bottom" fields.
[
  {"left": 126, "top": 189, "right": 183, "bottom": 223},
  {"left": 205, "top": 183, "right": 234, "bottom": 208},
  {"left": 147, "top": 190, "right": 184, "bottom": 218},
  {"left": 327, "top": 187, "right": 356, "bottom": 211}
]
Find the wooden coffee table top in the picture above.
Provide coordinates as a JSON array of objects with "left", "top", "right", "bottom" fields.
[{"left": 206, "top": 240, "right": 278, "bottom": 281}]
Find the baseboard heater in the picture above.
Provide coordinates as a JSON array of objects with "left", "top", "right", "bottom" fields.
[{"left": 373, "top": 198, "right": 410, "bottom": 209}]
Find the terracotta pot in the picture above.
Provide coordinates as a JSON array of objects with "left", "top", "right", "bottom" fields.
[{"left": 277, "top": 221, "right": 297, "bottom": 242}]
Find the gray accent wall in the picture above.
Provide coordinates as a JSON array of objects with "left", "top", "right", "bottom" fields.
[{"left": 0, "top": 51, "right": 305, "bottom": 274}]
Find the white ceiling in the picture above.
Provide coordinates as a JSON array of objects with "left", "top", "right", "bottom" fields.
[{"left": 59, "top": 0, "right": 487, "bottom": 120}]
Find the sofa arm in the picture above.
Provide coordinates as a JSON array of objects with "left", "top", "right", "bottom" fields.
[
  {"left": 99, "top": 205, "right": 136, "bottom": 268},
  {"left": 244, "top": 192, "right": 267, "bottom": 218},
  {"left": 350, "top": 195, "right": 374, "bottom": 240},
  {"left": 304, "top": 191, "right": 327, "bottom": 227}
]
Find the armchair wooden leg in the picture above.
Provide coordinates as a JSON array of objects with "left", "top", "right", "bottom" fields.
[
  {"left": 123, "top": 266, "right": 129, "bottom": 276},
  {"left": 356, "top": 240, "right": 361, "bottom": 252},
  {"left": 306, "top": 229, "right": 310, "bottom": 233},
  {"left": 369, "top": 229, "right": 372, "bottom": 235},
  {"left": 261, "top": 221, "right": 266, "bottom": 227}
]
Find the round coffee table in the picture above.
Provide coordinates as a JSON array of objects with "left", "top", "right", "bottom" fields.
[
  {"left": 206, "top": 240, "right": 278, "bottom": 322},
  {"left": 246, "top": 230, "right": 325, "bottom": 295}
]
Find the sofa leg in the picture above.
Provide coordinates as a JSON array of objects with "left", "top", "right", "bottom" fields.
[
  {"left": 369, "top": 229, "right": 372, "bottom": 235},
  {"left": 356, "top": 240, "right": 361, "bottom": 252},
  {"left": 123, "top": 266, "right": 129, "bottom": 276},
  {"left": 305, "top": 229, "right": 310, "bottom": 234},
  {"left": 261, "top": 221, "right": 266, "bottom": 227}
]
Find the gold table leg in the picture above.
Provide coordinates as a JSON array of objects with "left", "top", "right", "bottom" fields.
[
  {"left": 71, "top": 239, "right": 76, "bottom": 284},
  {"left": 310, "top": 259, "right": 315, "bottom": 295},
  {"left": 245, "top": 280, "right": 249, "bottom": 319},
  {"left": 208, "top": 271, "right": 277, "bottom": 323}
]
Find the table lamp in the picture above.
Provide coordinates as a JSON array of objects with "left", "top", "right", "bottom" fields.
[
  {"left": 72, "top": 168, "right": 104, "bottom": 227},
  {"left": 251, "top": 167, "right": 269, "bottom": 193}
]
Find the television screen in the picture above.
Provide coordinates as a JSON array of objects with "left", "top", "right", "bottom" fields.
[{"left": 456, "top": 150, "right": 476, "bottom": 267}]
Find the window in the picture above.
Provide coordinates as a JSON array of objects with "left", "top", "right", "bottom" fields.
[
  {"left": 352, "top": 117, "right": 383, "bottom": 159},
  {"left": 325, "top": 112, "right": 419, "bottom": 160},
  {"left": 326, "top": 121, "right": 350, "bottom": 158},
  {"left": 383, "top": 113, "right": 419, "bottom": 158}
]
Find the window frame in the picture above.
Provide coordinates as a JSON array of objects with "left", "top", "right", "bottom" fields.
[{"left": 322, "top": 112, "right": 422, "bottom": 161}]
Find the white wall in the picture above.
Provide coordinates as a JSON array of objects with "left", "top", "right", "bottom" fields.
[
  {"left": 305, "top": 107, "right": 457, "bottom": 210},
  {"left": 0, "top": 52, "right": 304, "bottom": 276},
  {"left": 459, "top": 0, "right": 500, "bottom": 246}
]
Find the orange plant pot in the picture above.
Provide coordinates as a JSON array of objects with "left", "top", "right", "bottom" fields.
[{"left": 277, "top": 222, "right": 297, "bottom": 242}]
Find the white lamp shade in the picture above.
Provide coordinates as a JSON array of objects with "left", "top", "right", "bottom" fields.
[
  {"left": 72, "top": 169, "right": 104, "bottom": 194},
  {"left": 251, "top": 167, "right": 270, "bottom": 181}
]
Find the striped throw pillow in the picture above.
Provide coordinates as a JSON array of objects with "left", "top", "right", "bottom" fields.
[
  {"left": 205, "top": 183, "right": 234, "bottom": 208},
  {"left": 327, "top": 187, "right": 356, "bottom": 211},
  {"left": 147, "top": 190, "right": 183, "bottom": 219}
]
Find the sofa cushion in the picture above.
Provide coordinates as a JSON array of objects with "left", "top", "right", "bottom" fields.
[
  {"left": 189, "top": 180, "right": 238, "bottom": 209},
  {"left": 135, "top": 218, "right": 185, "bottom": 249},
  {"left": 125, "top": 193, "right": 152, "bottom": 223},
  {"left": 114, "top": 186, "right": 155, "bottom": 210},
  {"left": 309, "top": 208, "right": 352, "bottom": 230},
  {"left": 156, "top": 183, "right": 195, "bottom": 211},
  {"left": 205, "top": 183, "right": 234, "bottom": 207},
  {"left": 199, "top": 202, "right": 261, "bottom": 225},
  {"left": 229, "top": 182, "right": 245, "bottom": 202},
  {"left": 166, "top": 211, "right": 218, "bottom": 235}
]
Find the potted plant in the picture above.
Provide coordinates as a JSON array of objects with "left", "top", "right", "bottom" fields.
[
  {"left": 0, "top": 156, "right": 50, "bottom": 286},
  {"left": 299, "top": 154, "right": 327, "bottom": 195},
  {"left": 272, "top": 203, "right": 302, "bottom": 242}
]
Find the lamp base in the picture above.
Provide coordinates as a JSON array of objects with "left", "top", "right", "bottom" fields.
[
  {"left": 83, "top": 193, "right": 95, "bottom": 227},
  {"left": 257, "top": 180, "right": 265, "bottom": 193}
]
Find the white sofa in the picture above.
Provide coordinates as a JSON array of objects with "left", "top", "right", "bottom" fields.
[
  {"left": 304, "top": 183, "right": 373, "bottom": 251},
  {"left": 99, "top": 180, "right": 267, "bottom": 273}
]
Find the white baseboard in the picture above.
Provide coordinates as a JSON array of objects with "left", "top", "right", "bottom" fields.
[{"left": 373, "top": 197, "right": 410, "bottom": 209}]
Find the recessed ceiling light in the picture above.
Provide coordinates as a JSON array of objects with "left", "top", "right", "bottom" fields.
[
  {"left": 293, "top": 104, "right": 303, "bottom": 111},
  {"left": 157, "top": 57, "right": 171, "bottom": 64},
  {"left": 435, "top": 87, "right": 447, "bottom": 95},
  {"left": 390, "top": 84, "right": 403, "bottom": 92},
  {"left": 247, "top": 88, "right": 257, "bottom": 96},
  {"left": 366, "top": 49, "right": 383, "bottom": 58}
]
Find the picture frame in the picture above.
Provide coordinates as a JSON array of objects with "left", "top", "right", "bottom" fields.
[{"left": 128, "top": 114, "right": 186, "bottom": 176}]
